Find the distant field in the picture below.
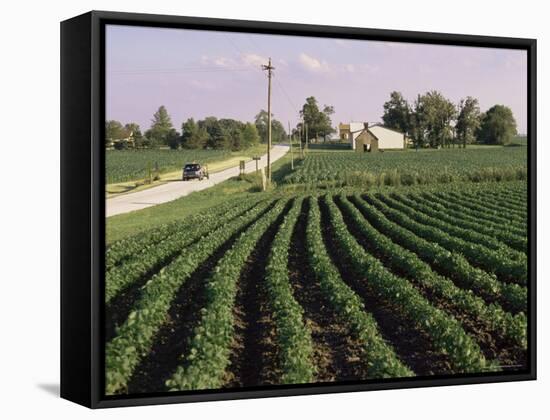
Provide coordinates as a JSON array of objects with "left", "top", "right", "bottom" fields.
[
  {"left": 509, "top": 135, "right": 528, "bottom": 146},
  {"left": 285, "top": 147, "right": 527, "bottom": 187},
  {"left": 106, "top": 145, "right": 268, "bottom": 184}
]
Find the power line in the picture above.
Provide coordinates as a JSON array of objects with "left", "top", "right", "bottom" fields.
[
  {"left": 108, "top": 66, "right": 257, "bottom": 75},
  {"left": 273, "top": 77, "right": 300, "bottom": 117}
]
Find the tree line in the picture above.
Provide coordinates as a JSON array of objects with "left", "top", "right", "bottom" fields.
[
  {"left": 105, "top": 106, "right": 288, "bottom": 151},
  {"left": 381, "top": 91, "right": 519, "bottom": 148}
]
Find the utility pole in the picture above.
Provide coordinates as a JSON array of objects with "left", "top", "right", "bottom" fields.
[
  {"left": 288, "top": 121, "right": 294, "bottom": 170},
  {"left": 305, "top": 123, "right": 309, "bottom": 152},
  {"left": 262, "top": 58, "right": 275, "bottom": 183},
  {"left": 299, "top": 117, "right": 304, "bottom": 159}
]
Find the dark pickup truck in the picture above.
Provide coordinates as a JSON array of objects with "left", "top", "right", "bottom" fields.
[{"left": 182, "top": 163, "right": 209, "bottom": 181}]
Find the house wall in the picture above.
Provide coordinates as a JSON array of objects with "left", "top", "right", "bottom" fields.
[
  {"left": 348, "top": 122, "right": 365, "bottom": 150},
  {"left": 369, "top": 126, "right": 405, "bottom": 149},
  {"left": 355, "top": 130, "right": 378, "bottom": 153}
]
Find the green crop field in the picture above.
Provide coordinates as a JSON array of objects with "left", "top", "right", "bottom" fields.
[
  {"left": 106, "top": 149, "right": 231, "bottom": 184},
  {"left": 105, "top": 173, "right": 528, "bottom": 394},
  {"left": 106, "top": 145, "right": 269, "bottom": 184},
  {"left": 285, "top": 146, "right": 527, "bottom": 187}
]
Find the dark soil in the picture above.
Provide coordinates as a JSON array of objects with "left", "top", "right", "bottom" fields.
[
  {"left": 223, "top": 201, "right": 292, "bottom": 388},
  {"left": 318, "top": 196, "right": 453, "bottom": 377},
  {"left": 286, "top": 199, "right": 370, "bottom": 383},
  {"left": 336, "top": 195, "right": 526, "bottom": 370},
  {"left": 125, "top": 201, "right": 277, "bottom": 394}
]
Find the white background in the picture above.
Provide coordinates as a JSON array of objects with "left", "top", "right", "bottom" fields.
[{"left": 0, "top": 0, "right": 547, "bottom": 418}]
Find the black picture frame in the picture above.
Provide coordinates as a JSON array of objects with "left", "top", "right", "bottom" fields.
[{"left": 61, "top": 10, "right": 537, "bottom": 409}]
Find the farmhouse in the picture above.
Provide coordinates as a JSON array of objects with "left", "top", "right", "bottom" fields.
[{"left": 338, "top": 122, "right": 407, "bottom": 152}]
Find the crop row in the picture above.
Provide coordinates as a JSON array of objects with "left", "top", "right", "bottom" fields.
[
  {"left": 480, "top": 189, "right": 527, "bottom": 212},
  {"left": 322, "top": 195, "right": 493, "bottom": 372},
  {"left": 105, "top": 198, "right": 272, "bottom": 303},
  {"left": 447, "top": 190, "right": 526, "bottom": 221},
  {"left": 350, "top": 195, "right": 526, "bottom": 314},
  {"left": 408, "top": 192, "right": 526, "bottom": 251},
  {"left": 463, "top": 185, "right": 527, "bottom": 209},
  {"left": 336, "top": 195, "right": 526, "bottom": 348},
  {"left": 262, "top": 198, "right": 317, "bottom": 384},
  {"left": 105, "top": 199, "right": 276, "bottom": 394},
  {"left": 434, "top": 191, "right": 526, "bottom": 232},
  {"left": 418, "top": 190, "right": 526, "bottom": 238},
  {"left": 284, "top": 148, "right": 526, "bottom": 187},
  {"left": 306, "top": 198, "right": 414, "bottom": 378},
  {"left": 365, "top": 195, "right": 527, "bottom": 285},
  {"left": 377, "top": 193, "right": 526, "bottom": 264},
  {"left": 166, "top": 200, "right": 288, "bottom": 391},
  {"left": 105, "top": 196, "right": 263, "bottom": 270}
]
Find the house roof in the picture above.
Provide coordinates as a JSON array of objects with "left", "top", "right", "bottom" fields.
[{"left": 342, "top": 121, "right": 406, "bottom": 136}]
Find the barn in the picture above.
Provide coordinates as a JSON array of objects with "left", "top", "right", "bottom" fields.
[{"left": 338, "top": 122, "right": 407, "bottom": 152}]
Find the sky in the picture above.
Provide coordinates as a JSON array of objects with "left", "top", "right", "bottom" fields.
[{"left": 106, "top": 24, "right": 528, "bottom": 134}]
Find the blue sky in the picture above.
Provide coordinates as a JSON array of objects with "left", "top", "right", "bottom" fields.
[{"left": 106, "top": 24, "right": 527, "bottom": 133}]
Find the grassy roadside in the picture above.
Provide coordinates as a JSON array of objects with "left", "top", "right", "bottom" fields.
[
  {"left": 106, "top": 144, "right": 269, "bottom": 198},
  {"left": 106, "top": 150, "right": 295, "bottom": 244}
]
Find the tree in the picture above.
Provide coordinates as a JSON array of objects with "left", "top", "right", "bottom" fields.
[
  {"left": 148, "top": 105, "right": 174, "bottom": 145},
  {"left": 142, "top": 129, "right": 159, "bottom": 148},
  {"left": 455, "top": 97, "right": 481, "bottom": 148},
  {"left": 299, "top": 96, "right": 335, "bottom": 141},
  {"left": 408, "top": 101, "right": 424, "bottom": 149},
  {"left": 122, "top": 123, "right": 141, "bottom": 148},
  {"left": 181, "top": 118, "right": 207, "bottom": 149},
  {"left": 478, "top": 105, "right": 517, "bottom": 145},
  {"left": 166, "top": 128, "right": 181, "bottom": 149},
  {"left": 242, "top": 123, "right": 260, "bottom": 148},
  {"left": 415, "top": 91, "right": 457, "bottom": 148},
  {"left": 254, "top": 110, "right": 286, "bottom": 144},
  {"left": 105, "top": 120, "right": 125, "bottom": 143},
  {"left": 382, "top": 91, "right": 411, "bottom": 134},
  {"left": 199, "top": 117, "right": 228, "bottom": 149},
  {"left": 123, "top": 122, "right": 141, "bottom": 138},
  {"left": 219, "top": 119, "right": 246, "bottom": 150}
]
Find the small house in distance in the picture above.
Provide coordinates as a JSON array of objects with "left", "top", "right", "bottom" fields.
[{"left": 338, "top": 122, "right": 407, "bottom": 152}]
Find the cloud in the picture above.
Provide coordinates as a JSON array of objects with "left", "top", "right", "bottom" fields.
[
  {"left": 201, "top": 52, "right": 278, "bottom": 70},
  {"left": 299, "top": 53, "right": 330, "bottom": 73},
  {"left": 241, "top": 53, "right": 267, "bottom": 68},
  {"left": 200, "top": 54, "right": 237, "bottom": 67}
]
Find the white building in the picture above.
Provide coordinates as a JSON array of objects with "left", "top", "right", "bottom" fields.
[{"left": 338, "top": 122, "right": 407, "bottom": 151}]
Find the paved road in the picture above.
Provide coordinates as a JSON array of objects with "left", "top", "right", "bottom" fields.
[{"left": 106, "top": 144, "right": 290, "bottom": 217}]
